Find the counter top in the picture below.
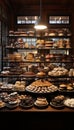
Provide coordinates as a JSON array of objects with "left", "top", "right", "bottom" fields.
[{"left": 1, "top": 105, "right": 74, "bottom": 112}]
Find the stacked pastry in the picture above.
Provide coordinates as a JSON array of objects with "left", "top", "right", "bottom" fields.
[
  {"left": 34, "top": 97, "right": 48, "bottom": 107},
  {"left": 45, "top": 40, "right": 54, "bottom": 48}
]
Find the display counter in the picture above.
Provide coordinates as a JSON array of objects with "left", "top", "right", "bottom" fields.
[{"left": 1, "top": 105, "right": 74, "bottom": 130}]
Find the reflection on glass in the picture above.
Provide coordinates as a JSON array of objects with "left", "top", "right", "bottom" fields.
[
  {"left": 17, "top": 16, "right": 39, "bottom": 24},
  {"left": 49, "top": 16, "right": 69, "bottom": 24}
]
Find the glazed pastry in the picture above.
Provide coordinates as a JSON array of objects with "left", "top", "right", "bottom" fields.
[{"left": 36, "top": 71, "right": 46, "bottom": 77}]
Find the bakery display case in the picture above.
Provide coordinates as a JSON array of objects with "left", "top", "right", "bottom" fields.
[{"left": 0, "top": 15, "right": 74, "bottom": 112}]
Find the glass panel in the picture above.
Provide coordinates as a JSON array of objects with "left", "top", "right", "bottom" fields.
[
  {"left": 0, "top": 6, "right": 1, "bottom": 15},
  {"left": 0, "top": 21, "right": 1, "bottom": 45},
  {"left": 49, "top": 16, "right": 69, "bottom": 24},
  {"left": 23, "top": 38, "right": 36, "bottom": 47},
  {"left": 0, "top": 21, "right": 2, "bottom": 73},
  {"left": 1, "top": 7, "right": 7, "bottom": 20},
  {"left": 2, "top": 22, "right": 8, "bottom": 46}
]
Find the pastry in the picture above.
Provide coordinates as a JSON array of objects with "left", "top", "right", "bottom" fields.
[
  {"left": 49, "top": 32, "right": 56, "bottom": 36},
  {"left": 43, "top": 67, "right": 49, "bottom": 73},
  {"left": 48, "top": 67, "right": 68, "bottom": 76},
  {"left": 54, "top": 95, "right": 65, "bottom": 101},
  {"left": 45, "top": 54, "right": 50, "bottom": 59},
  {"left": 34, "top": 97, "right": 48, "bottom": 106},
  {"left": 14, "top": 81, "right": 25, "bottom": 91},
  {"left": 8, "top": 99, "right": 19, "bottom": 105},
  {"left": 45, "top": 40, "right": 53, "bottom": 48},
  {"left": 28, "top": 31, "right": 35, "bottom": 36},
  {"left": 0, "top": 100, "right": 5, "bottom": 108},
  {"left": 59, "top": 84, "right": 67, "bottom": 90},
  {"left": 9, "top": 30, "right": 14, "bottom": 36},
  {"left": 50, "top": 95, "right": 65, "bottom": 107},
  {"left": 36, "top": 39, "right": 45, "bottom": 48},
  {"left": 67, "top": 86, "right": 73, "bottom": 90},
  {"left": 26, "top": 53, "right": 34, "bottom": 61},
  {"left": 0, "top": 82, "right": 3, "bottom": 86},
  {"left": 19, "top": 32, "right": 28, "bottom": 36},
  {"left": 20, "top": 95, "right": 34, "bottom": 108},
  {"left": 26, "top": 79, "right": 58, "bottom": 93},
  {"left": 14, "top": 52, "right": 22, "bottom": 61},
  {"left": 14, "top": 84, "right": 25, "bottom": 91},
  {"left": 15, "top": 81, "right": 20, "bottom": 85},
  {"left": 59, "top": 84, "right": 67, "bottom": 88},
  {"left": 36, "top": 71, "right": 46, "bottom": 77},
  {"left": 64, "top": 98, "right": 74, "bottom": 108}
]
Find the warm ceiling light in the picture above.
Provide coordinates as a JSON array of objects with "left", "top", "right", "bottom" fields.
[
  {"left": 34, "top": 0, "right": 47, "bottom": 30},
  {"left": 34, "top": 18, "right": 47, "bottom": 30}
]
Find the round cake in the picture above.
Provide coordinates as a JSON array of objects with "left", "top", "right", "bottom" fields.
[{"left": 26, "top": 79, "right": 58, "bottom": 93}]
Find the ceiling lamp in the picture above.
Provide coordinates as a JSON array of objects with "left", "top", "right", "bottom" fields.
[{"left": 34, "top": 0, "right": 47, "bottom": 30}]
